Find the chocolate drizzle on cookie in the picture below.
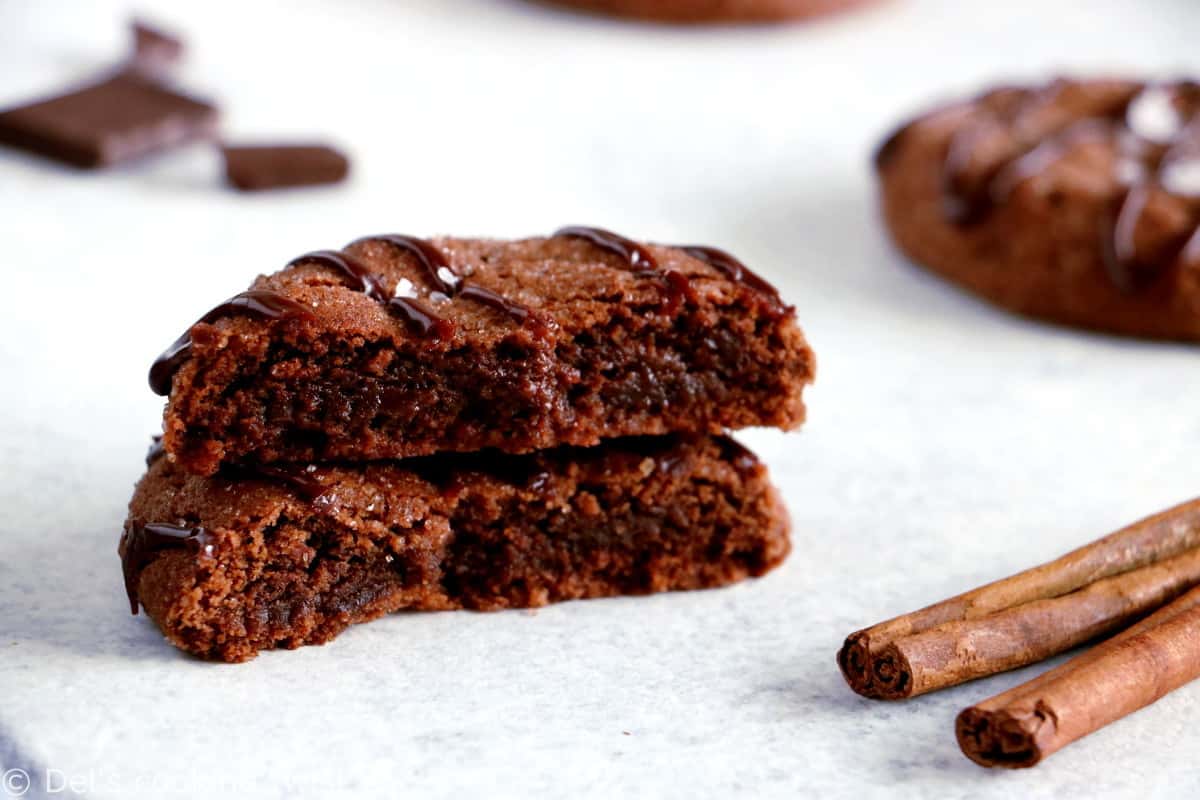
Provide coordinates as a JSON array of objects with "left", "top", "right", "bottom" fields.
[
  {"left": 386, "top": 294, "right": 455, "bottom": 340},
  {"left": 459, "top": 284, "right": 533, "bottom": 324},
  {"left": 288, "top": 240, "right": 449, "bottom": 341},
  {"left": 287, "top": 249, "right": 385, "bottom": 300},
  {"left": 148, "top": 231, "right": 786, "bottom": 400},
  {"left": 149, "top": 238, "right": 544, "bottom": 397},
  {"left": 148, "top": 290, "right": 316, "bottom": 396},
  {"left": 227, "top": 464, "right": 332, "bottom": 503},
  {"left": 556, "top": 226, "right": 658, "bottom": 269},
  {"left": 680, "top": 245, "right": 789, "bottom": 315},
  {"left": 557, "top": 225, "right": 694, "bottom": 311},
  {"left": 716, "top": 436, "right": 762, "bottom": 474},
  {"left": 146, "top": 435, "right": 165, "bottom": 466},
  {"left": 297, "top": 234, "right": 537, "bottom": 340},
  {"left": 120, "top": 521, "right": 214, "bottom": 614},
  {"left": 556, "top": 226, "right": 787, "bottom": 314},
  {"left": 365, "top": 234, "right": 516, "bottom": 338},
  {"left": 934, "top": 79, "right": 1200, "bottom": 293},
  {"left": 365, "top": 234, "right": 461, "bottom": 294}
]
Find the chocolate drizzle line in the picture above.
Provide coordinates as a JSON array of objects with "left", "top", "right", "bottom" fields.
[
  {"left": 555, "top": 225, "right": 693, "bottom": 312},
  {"left": 360, "top": 235, "right": 456, "bottom": 339},
  {"left": 941, "top": 86, "right": 1133, "bottom": 225},
  {"left": 716, "top": 436, "right": 762, "bottom": 474},
  {"left": 555, "top": 225, "right": 658, "bottom": 269},
  {"left": 555, "top": 225, "right": 694, "bottom": 310},
  {"left": 365, "top": 234, "right": 460, "bottom": 293},
  {"left": 460, "top": 284, "right": 532, "bottom": 324},
  {"left": 654, "top": 268, "right": 698, "bottom": 314},
  {"left": 680, "top": 245, "right": 789, "bottom": 314},
  {"left": 339, "top": 234, "right": 537, "bottom": 335},
  {"left": 121, "top": 521, "right": 214, "bottom": 614},
  {"left": 228, "top": 464, "right": 332, "bottom": 503},
  {"left": 556, "top": 225, "right": 787, "bottom": 313},
  {"left": 145, "top": 435, "right": 165, "bottom": 466},
  {"left": 148, "top": 290, "right": 315, "bottom": 396},
  {"left": 367, "top": 234, "right": 539, "bottom": 334},
  {"left": 290, "top": 243, "right": 455, "bottom": 340},
  {"left": 149, "top": 238, "right": 540, "bottom": 397},
  {"left": 387, "top": 294, "right": 455, "bottom": 340},
  {"left": 937, "top": 80, "right": 1200, "bottom": 292},
  {"left": 146, "top": 432, "right": 329, "bottom": 501},
  {"left": 288, "top": 249, "right": 386, "bottom": 301}
]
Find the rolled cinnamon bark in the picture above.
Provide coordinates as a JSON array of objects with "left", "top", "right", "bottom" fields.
[
  {"left": 866, "top": 546, "right": 1200, "bottom": 699},
  {"left": 838, "top": 498, "right": 1200, "bottom": 698},
  {"left": 956, "top": 586, "right": 1200, "bottom": 768}
]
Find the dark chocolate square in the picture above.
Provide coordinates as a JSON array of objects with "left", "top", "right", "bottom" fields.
[
  {"left": 0, "top": 72, "right": 218, "bottom": 169},
  {"left": 221, "top": 144, "right": 350, "bottom": 191}
]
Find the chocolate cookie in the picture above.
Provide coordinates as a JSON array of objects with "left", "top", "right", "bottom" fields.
[
  {"left": 123, "top": 434, "right": 790, "bottom": 662},
  {"left": 152, "top": 229, "right": 815, "bottom": 476},
  {"left": 533, "top": 0, "right": 869, "bottom": 23},
  {"left": 877, "top": 79, "right": 1200, "bottom": 340}
]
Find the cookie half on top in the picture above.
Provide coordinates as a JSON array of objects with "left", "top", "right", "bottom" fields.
[
  {"left": 152, "top": 228, "right": 815, "bottom": 476},
  {"left": 877, "top": 78, "right": 1200, "bottom": 341}
]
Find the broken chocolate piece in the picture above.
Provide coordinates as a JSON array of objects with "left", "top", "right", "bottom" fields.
[
  {"left": 222, "top": 144, "right": 350, "bottom": 191},
  {"left": 130, "top": 19, "right": 184, "bottom": 75},
  {"left": 0, "top": 71, "right": 218, "bottom": 169}
]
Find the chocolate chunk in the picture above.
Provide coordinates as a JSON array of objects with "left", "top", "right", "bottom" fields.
[
  {"left": 130, "top": 19, "right": 184, "bottom": 75},
  {"left": 221, "top": 144, "right": 350, "bottom": 191},
  {"left": 0, "top": 72, "right": 218, "bottom": 169}
]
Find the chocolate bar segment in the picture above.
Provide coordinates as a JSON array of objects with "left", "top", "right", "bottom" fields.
[
  {"left": 222, "top": 144, "right": 350, "bottom": 191},
  {"left": 130, "top": 19, "right": 184, "bottom": 75},
  {"left": 0, "top": 71, "right": 217, "bottom": 168},
  {"left": 154, "top": 232, "right": 815, "bottom": 475},
  {"left": 122, "top": 435, "right": 790, "bottom": 662}
]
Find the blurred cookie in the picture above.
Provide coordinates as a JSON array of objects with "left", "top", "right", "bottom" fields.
[
  {"left": 877, "top": 78, "right": 1200, "bottom": 340},
  {"left": 534, "top": 0, "right": 871, "bottom": 23}
]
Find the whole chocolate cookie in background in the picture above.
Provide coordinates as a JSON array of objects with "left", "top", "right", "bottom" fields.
[
  {"left": 531, "top": 0, "right": 872, "bottom": 24},
  {"left": 876, "top": 78, "right": 1200, "bottom": 341}
]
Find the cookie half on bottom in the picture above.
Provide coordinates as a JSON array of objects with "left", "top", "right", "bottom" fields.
[{"left": 122, "top": 435, "right": 790, "bottom": 662}]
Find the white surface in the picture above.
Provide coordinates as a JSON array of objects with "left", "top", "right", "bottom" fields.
[{"left": 2, "top": 1, "right": 1199, "bottom": 798}]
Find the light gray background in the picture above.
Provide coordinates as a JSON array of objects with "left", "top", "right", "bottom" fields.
[{"left": 2, "top": 0, "right": 1199, "bottom": 797}]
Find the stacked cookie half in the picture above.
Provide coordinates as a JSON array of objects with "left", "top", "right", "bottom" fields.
[{"left": 125, "top": 228, "right": 816, "bottom": 661}]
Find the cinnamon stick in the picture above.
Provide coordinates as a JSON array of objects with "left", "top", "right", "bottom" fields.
[
  {"left": 956, "top": 586, "right": 1200, "bottom": 768},
  {"left": 870, "top": 546, "right": 1200, "bottom": 698},
  {"left": 838, "top": 498, "right": 1200, "bottom": 698}
]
